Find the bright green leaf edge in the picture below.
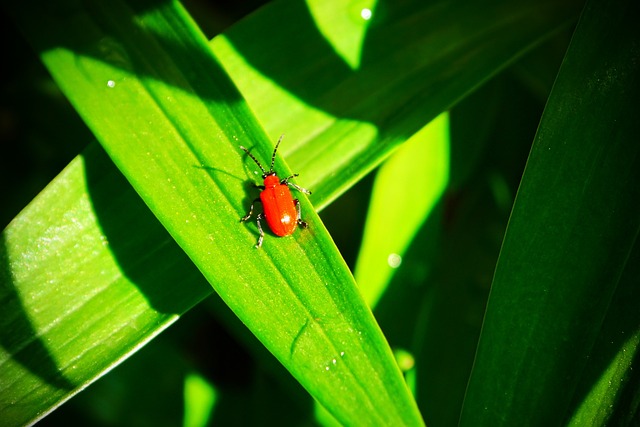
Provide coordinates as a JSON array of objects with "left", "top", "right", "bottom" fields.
[
  {"left": 1, "top": 0, "right": 584, "bottom": 424},
  {"left": 460, "top": 0, "right": 640, "bottom": 424}
]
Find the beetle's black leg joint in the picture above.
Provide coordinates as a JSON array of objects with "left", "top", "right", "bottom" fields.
[
  {"left": 283, "top": 174, "right": 312, "bottom": 195},
  {"left": 281, "top": 174, "right": 298, "bottom": 185},
  {"left": 294, "top": 199, "right": 308, "bottom": 228},
  {"left": 241, "top": 198, "right": 261, "bottom": 222},
  {"left": 255, "top": 213, "right": 265, "bottom": 248}
]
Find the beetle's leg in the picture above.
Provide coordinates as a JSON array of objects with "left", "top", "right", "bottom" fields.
[
  {"left": 294, "top": 199, "right": 308, "bottom": 228},
  {"left": 281, "top": 173, "right": 298, "bottom": 183},
  {"left": 282, "top": 174, "right": 312, "bottom": 195},
  {"left": 289, "top": 182, "right": 312, "bottom": 195},
  {"left": 255, "top": 213, "right": 265, "bottom": 248},
  {"left": 240, "top": 198, "right": 261, "bottom": 222},
  {"left": 241, "top": 199, "right": 264, "bottom": 248}
]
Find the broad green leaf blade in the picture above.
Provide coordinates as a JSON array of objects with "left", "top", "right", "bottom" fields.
[
  {"left": 0, "top": 144, "right": 212, "bottom": 424},
  {"left": 0, "top": 145, "right": 212, "bottom": 425},
  {"left": 213, "top": 0, "right": 584, "bottom": 210},
  {"left": 6, "top": 1, "right": 422, "bottom": 426},
  {"left": 460, "top": 0, "right": 640, "bottom": 424}
]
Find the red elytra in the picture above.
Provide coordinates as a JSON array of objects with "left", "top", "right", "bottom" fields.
[{"left": 240, "top": 135, "right": 311, "bottom": 248}]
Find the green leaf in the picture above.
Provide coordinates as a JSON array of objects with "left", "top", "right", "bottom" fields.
[
  {"left": 212, "top": 0, "right": 582, "bottom": 209},
  {"left": 460, "top": 0, "right": 640, "bottom": 424},
  {"left": 0, "top": 144, "right": 211, "bottom": 425},
  {"left": 354, "top": 113, "right": 450, "bottom": 307},
  {"left": 2, "top": 0, "right": 585, "bottom": 424}
]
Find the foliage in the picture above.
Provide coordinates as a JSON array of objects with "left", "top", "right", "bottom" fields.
[{"left": 1, "top": 0, "right": 638, "bottom": 425}]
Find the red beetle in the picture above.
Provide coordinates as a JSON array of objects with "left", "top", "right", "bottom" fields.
[{"left": 240, "top": 135, "right": 311, "bottom": 248}]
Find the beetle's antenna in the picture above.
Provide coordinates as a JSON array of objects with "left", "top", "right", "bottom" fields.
[
  {"left": 270, "top": 134, "right": 284, "bottom": 173},
  {"left": 240, "top": 146, "right": 266, "bottom": 174}
]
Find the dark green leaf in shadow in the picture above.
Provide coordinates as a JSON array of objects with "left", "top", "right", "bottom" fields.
[{"left": 460, "top": 0, "right": 640, "bottom": 424}]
